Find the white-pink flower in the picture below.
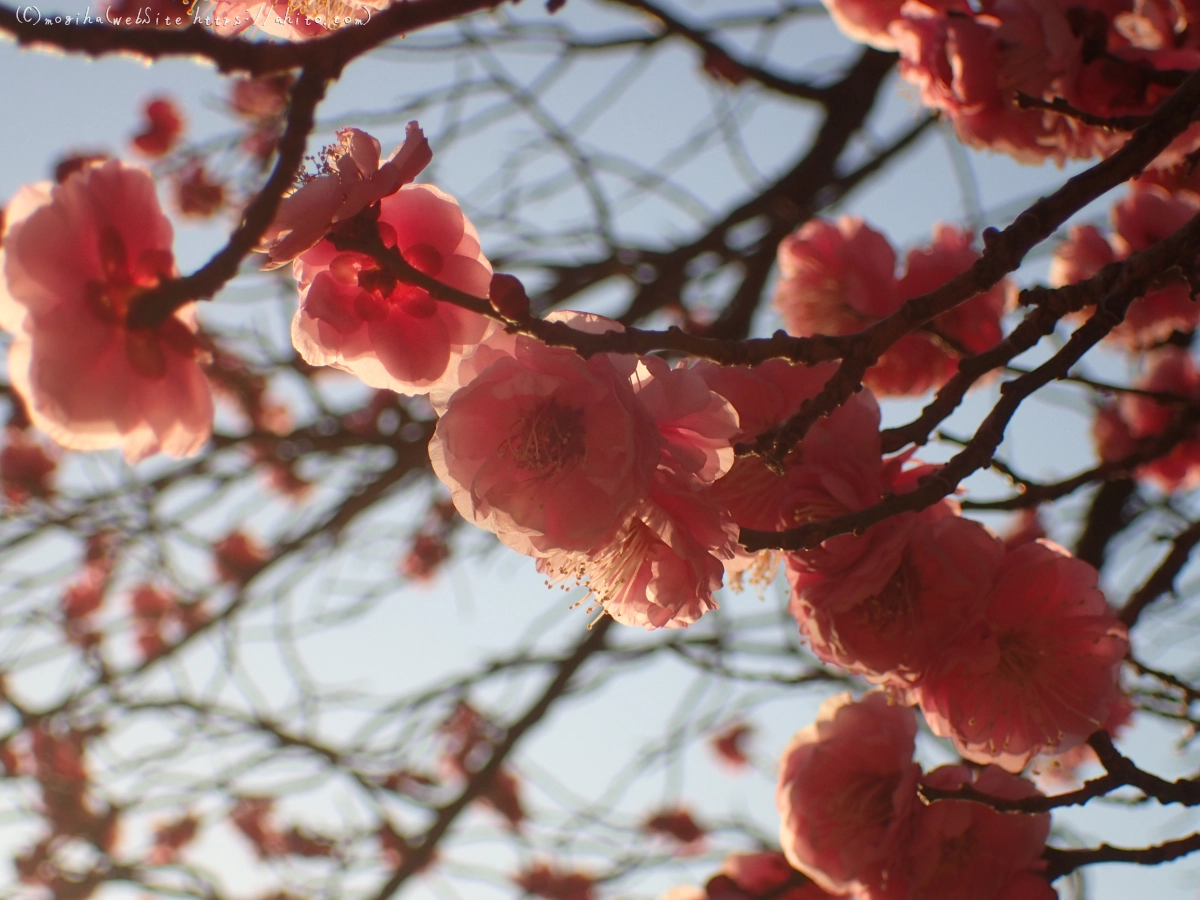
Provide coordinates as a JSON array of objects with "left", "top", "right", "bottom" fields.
[
  {"left": 0, "top": 161, "right": 212, "bottom": 462},
  {"left": 290, "top": 183, "right": 492, "bottom": 395}
]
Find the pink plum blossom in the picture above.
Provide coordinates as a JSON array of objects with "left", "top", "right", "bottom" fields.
[
  {"left": 260, "top": 124, "right": 433, "bottom": 267},
  {"left": 697, "top": 359, "right": 885, "bottom": 586},
  {"left": 887, "top": 764, "right": 1050, "bottom": 900},
  {"left": 775, "top": 220, "right": 1010, "bottom": 396},
  {"left": 905, "top": 225, "right": 1013, "bottom": 353},
  {"left": 892, "top": 6, "right": 1067, "bottom": 165},
  {"left": 1109, "top": 184, "right": 1200, "bottom": 345},
  {"left": 433, "top": 320, "right": 738, "bottom": 629},
  {"left": 871, "top": 224, "right": 1013, "bottom": 395},
  {"left": 913, "top": 539, "right": 1129, "bottom": 772},
  {"left": 537, "top": 464, "right": 736, "bottom": 629},
  {"left": 1098, "top": 347, "right": 1200, "bottom": 491},
  {"left": 775, "top": 217, "right": 898, "bottom": 337},
  {"left": 821, "top": 0, "right": 967, "bottom": 50},
  {"left": 791, "top": 510, "right": 1006, "bottom": 683},
  {"left": 1053, "top": 184, "right": 1200, "bottom": 347},
  {"left": 290, "top": 182, "right": 492, "bottom": 394},
  {"left": 632, "top": 356, "right": 739, "bottom": 485},
  {"left": 776, "top": 692, "right": 920, "bottom": 896},
  {"left": 0, "top": 160, "right": 212, "bottom": 462},
  {"left": 428, "top": 330, "right": 660, "bottom": 556}
]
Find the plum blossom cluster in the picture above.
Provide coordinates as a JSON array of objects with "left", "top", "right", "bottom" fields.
[
  {"left": 1052, "top": 173, "right": 1200, "bottom": 347},
  {"left": 825, "top": 0, "right": 1200, "bottom": 165},
  {"left": 775, "top": 693, "right": 1056, "bottom": 900},
  {"left": 662, "top": 694, "right": 1060, "bottom": 900},
  {"left": 0, "top": 127, "right": 1132, "bottom": 769},
  {"left": 780, "top": 452, "right": 1128, "bottom": 770},
  {"left": 704, "top": 343, "right": 1130, "bottom": 769},
  {"left": 774, "top": 218, "right": 1013, "bottom": 395},
  {"left": 1049, "top": 168, "right": 1200, "bottom": 491}
]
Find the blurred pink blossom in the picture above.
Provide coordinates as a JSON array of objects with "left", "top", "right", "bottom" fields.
[
  {"left": 0, "top": 161, "right": 212, "bottom": 461},
  {"left": 776, "top": 692, "right": 919, "bottom": 896}
]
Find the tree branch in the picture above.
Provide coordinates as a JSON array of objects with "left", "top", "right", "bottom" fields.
[
  {"left": 366, "top": 616, "right": 613, "bottom": 899},
  {"left": 0, "top": 0, "right": 510, "bottom": 74}
]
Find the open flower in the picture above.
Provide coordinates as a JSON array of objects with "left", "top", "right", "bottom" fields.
[
  {"left": 892, "top": 765, "right": 1050, "bottom": 900},
  {"left": 0, "top": 160, "right": 212, "bottom": 461},
  {"left": 791, "top": 510, "right": 1005, "bottom": 683},
  {"left": 913, "top": 540, "right": 1129, "bottom": 771},
  {"left": 290, "top": 182, "right": 492, "bottom": 394},
  {"left": 260, "top": 124, "right": 432, "bottom": 267},
  {"left": 429, "top": 329, "right": 660, "bottom": 555},
  {"left": 775, "top": 220, "right": 1011, "bottom": 396},
  {"left": 776, "top": 692, "right": 919, "bottom": 896},
  {"left": 1101, "top": 347, "right": 1200, "bottom": 491},
  {"left": 1052, "top": 183, "right": 1200, "bottom": 347},
  {"left": 538, "top": 465, "right": 735, "bottom": 629}
]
